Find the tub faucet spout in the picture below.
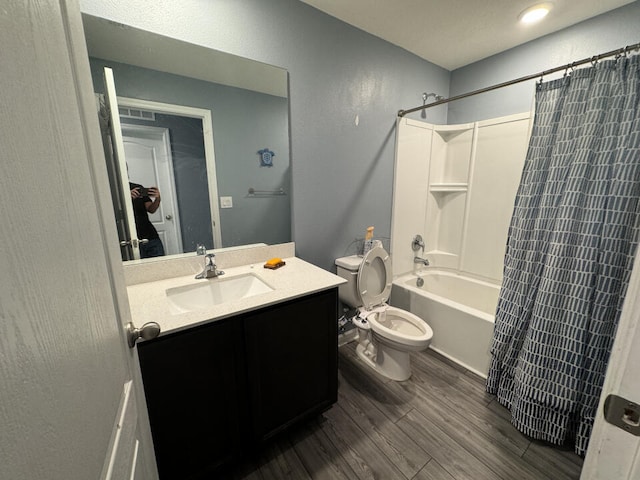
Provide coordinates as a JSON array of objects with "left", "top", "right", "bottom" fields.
[{"left": 414, "top": 256, "right": 430, "bottom": 266}]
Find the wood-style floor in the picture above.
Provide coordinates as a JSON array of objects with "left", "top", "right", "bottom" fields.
[{"left": 228, "top": 342, "right": 584, "bottom": 480}]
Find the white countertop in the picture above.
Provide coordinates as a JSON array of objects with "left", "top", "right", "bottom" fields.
[{"left": 127, "top": 256, "right": 346, "bottom": 337}]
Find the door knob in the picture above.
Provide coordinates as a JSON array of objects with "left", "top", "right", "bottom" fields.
[
  {"left": 126, "top": 321, "right": 161, "bottom": 348},
  {"left": 122, "top": 239, "right": 149, "bottom": 247},
  {"left": 604, "top": 394, "right": 640, "bottom": 436},
  {"left": 165, "top": 214, "right": 173, "bottom": 220}
]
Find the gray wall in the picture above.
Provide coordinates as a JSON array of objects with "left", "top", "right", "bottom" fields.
[
  {"left": 80, "top": 0, "right": 450, "bottom": 271},
  {"left": 448, "top": 2, "right": 640, "bottom": 124},
  {"left": 89, "top": 57, "right": 291, "bottom": 249}
]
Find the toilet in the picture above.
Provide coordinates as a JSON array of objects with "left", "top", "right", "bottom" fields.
[{"left": 335, "top": 245, "right": 433, "bottom": 381}]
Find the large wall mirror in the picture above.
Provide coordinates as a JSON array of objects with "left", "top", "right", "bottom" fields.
[{"left": 82, "top": 14, "right": 291, "bottom": 262}]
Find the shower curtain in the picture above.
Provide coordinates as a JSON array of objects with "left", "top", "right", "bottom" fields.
[{"left": 487, "top": 55, "right": 640, "bottom": 456}]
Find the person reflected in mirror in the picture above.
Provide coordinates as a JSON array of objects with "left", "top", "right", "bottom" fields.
[{"left": 129, "top": 182, "right": 165, "bottom": 258}]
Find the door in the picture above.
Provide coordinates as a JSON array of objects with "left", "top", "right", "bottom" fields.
[
  {"left": 0, "top": 2, "right": 156, "bottom": 479},
  {"left": 122, "top": 125, "right": 184, "bottom": 255},
  {"left": 581, "top": 248, "right": 640, "bottom": 478}
]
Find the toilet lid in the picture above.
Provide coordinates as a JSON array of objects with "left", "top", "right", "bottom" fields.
[{"left": 357, "top": 245, "right": 393, "bottom": 309}]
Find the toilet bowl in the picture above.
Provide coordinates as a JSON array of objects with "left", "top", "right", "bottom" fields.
[{"left": 336, "top": 246, "right": 433, "bottom": 381}]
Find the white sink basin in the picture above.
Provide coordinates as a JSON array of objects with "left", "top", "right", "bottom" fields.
[{"left": 166, "top": 274, "right": 274, "bottom": 314}]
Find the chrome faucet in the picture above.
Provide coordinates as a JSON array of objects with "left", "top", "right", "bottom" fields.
[
  {"left": 414, "top": 256, "right": 430, "bottom": 266},
  {"left": 196, "top": 253, "right": 225, "bottom": 279}
]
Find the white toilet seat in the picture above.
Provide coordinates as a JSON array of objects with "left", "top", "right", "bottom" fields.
[
  {"left": 357, "top": 246, "right": 393, "bottom": 309},
  {"left": 355, "top": 247, "right": 432, "bottom": 350},
  {"left": 359, "top": 305, "right": 433, "bottom": 349}
]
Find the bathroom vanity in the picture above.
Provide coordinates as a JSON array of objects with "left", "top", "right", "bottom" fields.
[{"left": 125, "top": 244, "right": 344, "bottom": 479}]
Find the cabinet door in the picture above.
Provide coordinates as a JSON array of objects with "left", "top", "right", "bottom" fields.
[
  {"left": 244, "top": 289, "right": 338, "bottom": 440},
  {"left": 137, "top": 319, "right": 246, "bottom": 480}
]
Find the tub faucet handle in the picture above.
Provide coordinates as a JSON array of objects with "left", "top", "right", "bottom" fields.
[{"left": 411, "top": 234, "right": 425, "bottom": 253}]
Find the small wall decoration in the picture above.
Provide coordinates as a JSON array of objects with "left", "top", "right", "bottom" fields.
[{"left": 258, "top": 148, "right": 275, "bottom": 167}]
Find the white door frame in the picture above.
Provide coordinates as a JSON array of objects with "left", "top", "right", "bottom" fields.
[
  {"left": 581, "top": 246, "right": 640, "bottom": 478},
  {"left": 116, "top": 96, "right": 223, "bottom": 248},
  {"left": 121, "top": 124, "right": 184, "bottom": 255}
]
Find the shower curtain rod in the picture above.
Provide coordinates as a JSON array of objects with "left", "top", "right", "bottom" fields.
[{"left": 397, "top": 42, "right": 640, "bottom": 117}]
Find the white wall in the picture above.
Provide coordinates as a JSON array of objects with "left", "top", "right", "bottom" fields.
[{"left": 392, "top": 113, "right": 532, "bottom": 281}]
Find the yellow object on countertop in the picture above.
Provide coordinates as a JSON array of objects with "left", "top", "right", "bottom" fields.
[{"left": 264, "top": 257, "right": 286, "bottom": 269}]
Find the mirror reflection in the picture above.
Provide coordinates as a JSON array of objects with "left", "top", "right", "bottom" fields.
[{"left": 82, "top": 14, "right": 291, "bottom": 261}]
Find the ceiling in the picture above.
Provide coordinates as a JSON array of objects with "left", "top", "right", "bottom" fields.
[{"left": 299, "top": 0, "right": 635, "bottom": 70}]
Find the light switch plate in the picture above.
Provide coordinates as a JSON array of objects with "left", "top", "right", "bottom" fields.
[{"left": 220, "top": 196, "right": 233, "bottom": 208}]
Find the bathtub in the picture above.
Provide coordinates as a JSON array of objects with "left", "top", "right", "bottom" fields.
[{"left": 390, "top": 270, "right": 500, "bottom": 377}]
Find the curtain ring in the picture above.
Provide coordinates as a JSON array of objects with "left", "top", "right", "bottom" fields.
[
  {"left": 623, "top": 46, "right": 630, "bottom": 57},
  {"left": 591, "top": 56, "right": 598, "bottom": 67},
  {"left": 564, "top": 62, "right": 575, "bottom": 77}
]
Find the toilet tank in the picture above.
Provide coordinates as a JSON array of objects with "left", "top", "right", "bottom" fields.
[{"left": 335, "top": 255, "right": 363, "bottom": 307}]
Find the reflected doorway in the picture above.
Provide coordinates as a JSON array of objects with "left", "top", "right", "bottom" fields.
[
  {"left": 122, "top": 125, "right": 183, "bottom": 255},
  {"left": 114, "top": 96, "right": 223, "bottom": 259}
]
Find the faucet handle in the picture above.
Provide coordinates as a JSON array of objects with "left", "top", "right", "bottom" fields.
[{"left": 411, "top": 234, "right": 425, "bottom": 252}]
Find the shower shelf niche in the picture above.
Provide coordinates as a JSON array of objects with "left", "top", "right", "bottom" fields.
[
  {"left": 424, "top": 123, "right": 475, "bottom": 267},
  {"left": 429, "top": 183, "right": 468, "bottom": 192}
]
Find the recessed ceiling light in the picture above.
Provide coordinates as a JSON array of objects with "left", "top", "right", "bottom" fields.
[{"left": 519, "top": 3, "right": 553, "bottom": 24}]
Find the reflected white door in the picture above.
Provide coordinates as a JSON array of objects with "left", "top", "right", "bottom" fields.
[
  {"left": 122, "top": 125, "right": 183, "bottom": 255},
  {"left": 103, "top": 67, "right": 141, "bottom": 260}
]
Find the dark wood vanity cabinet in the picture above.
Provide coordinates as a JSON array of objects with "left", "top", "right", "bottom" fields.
[
  {"left": 244, "top": 289, "right": 338, "bottom": 441},
  {"left": 137, "top": 288, "right": 338, "bottom": 479},
  {"left": 136, "top": 315, "right": 247, "bottom": 479}
]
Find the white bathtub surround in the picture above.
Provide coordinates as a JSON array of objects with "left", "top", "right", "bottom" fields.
[
  {"left": 390, "top": 113, "right": 532, "bottom": 374},
  {"left": 391, "top": 270, "right": 498, "bottom": 377},
  {"left": 391, "top": 113, "right": 532, "bottom": 282}
]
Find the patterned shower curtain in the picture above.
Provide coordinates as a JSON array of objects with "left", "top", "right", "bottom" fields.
[{"left": 486, "top": 55, "right": 640, "bottom": 456}]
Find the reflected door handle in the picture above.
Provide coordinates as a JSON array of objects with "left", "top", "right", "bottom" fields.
[
  {"left": 165, "top": 214, "right": 173, "bottom": 220},
  {"left": 120, "top": 238, "right": 148, "bottom": 247},
  {"left": 126, "top": 322, "right": 161, "bottom": 348}
]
